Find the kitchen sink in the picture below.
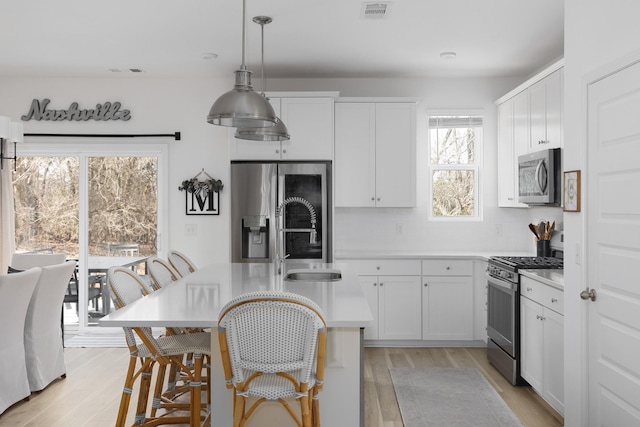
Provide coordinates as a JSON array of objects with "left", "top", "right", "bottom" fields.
[{"left": 284, "top": 269, "right": 342, "bottom": 282}]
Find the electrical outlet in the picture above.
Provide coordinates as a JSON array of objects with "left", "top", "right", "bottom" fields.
[
  {"left": 185, "top": 224, "right": 197, "bottom": 236},
  {"left": 395, "top": 223, "right": 404, "bottom": 236},
  {"left": 495, "top": 224, "right": 503, "bottom": 236}
]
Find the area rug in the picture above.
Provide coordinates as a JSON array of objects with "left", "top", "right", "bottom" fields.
[
  {"left": 389, "top": 367, "right": 523, "bottom": 427},
  {"left": 64, "top": 332, "right": 130, "bottom": 348}
]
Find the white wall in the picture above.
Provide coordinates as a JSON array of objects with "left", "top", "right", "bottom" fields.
[
  {"left": 0, "top": 72, "right": 563, "bottom": 266},
  {"left": 0, "top": 76, "right": 233, "bottom": 267},
  {"left": 564, "top": 1, "right": 640, "bottom": 425}
]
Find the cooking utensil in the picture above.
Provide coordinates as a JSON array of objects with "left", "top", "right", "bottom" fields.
[
  {"left": 528, "top": 223, "right": 540, "bottom": 239},
  {"left": 538, "top": 221, "right": 547, "bottom": 240}
]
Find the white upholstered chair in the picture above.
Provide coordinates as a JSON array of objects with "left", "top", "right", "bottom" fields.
[
  {"left": 107, "top": 266, "right": 211, "bottom": 427},
  {"left": 24, "top": 260, "right": 77, "bottom": 391},
  {"left": 147, "top": 256, "right": 181, "bottom": 290},
  {"left": 217, "top": 291, "right": 327, "bottom": 427},
  {"left": 10, "top": 253, "right": 66, "bottom": 270},
  {"left": 0, "top": 268, "right": 41, "bottom": 415},
  {"left": 167, "top": 250, "right": 197, "bottom": 277}
]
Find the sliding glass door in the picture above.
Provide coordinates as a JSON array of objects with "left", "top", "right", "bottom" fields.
[{"left": 12, "top": 142, "right": 168, "bottom": 331}]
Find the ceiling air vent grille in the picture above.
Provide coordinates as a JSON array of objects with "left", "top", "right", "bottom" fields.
[{"left": 362, "top": 2, "right": 392, "bottom": 19}]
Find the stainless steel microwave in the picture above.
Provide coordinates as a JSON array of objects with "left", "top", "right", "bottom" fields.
[{"left": 517, "top": 148, "right": 561, "bottom": 206}]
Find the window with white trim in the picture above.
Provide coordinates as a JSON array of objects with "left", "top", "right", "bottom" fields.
[{"left": 428, "top": 115, "right": 482, "bottom": 218}]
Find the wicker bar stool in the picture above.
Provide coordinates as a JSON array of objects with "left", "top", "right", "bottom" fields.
[
  {"left": 167, "top": 250, "right": 197, "bottom": 278},
  {"left": 217, "top": 291, "right": 327, "bottom": 427},
  {"left": 107, "top": 267, "right": 211, "bottom": 427},
  {"left": 146, "top": 256, "right": 181, "bottom": 290}
]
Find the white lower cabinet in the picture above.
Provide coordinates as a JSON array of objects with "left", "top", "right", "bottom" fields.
[
  {"left": 520, "top": 275, "right": 564, "bottom": 415},
  {"left": 360, "top": 275, "right": 422, "bottom": 340},
  {"left": 345, "top": 259, "right": 421, "bottom": 341},
  {"left": 422, "top": 260, "right": 474, "bottom": 340},
  {"left": 344, "top": 258, "right": 481, "bottom": 343}
]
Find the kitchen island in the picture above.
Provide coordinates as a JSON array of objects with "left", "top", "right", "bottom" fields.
[{"left": 100, "top": 262, "right": 373, "bottom": 427}]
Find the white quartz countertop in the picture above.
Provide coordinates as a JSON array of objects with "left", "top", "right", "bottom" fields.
[
  {"left": 99, "top": 262, "right": 374, "bottom": 329},
  {"left": 520, "top": 269, "right": 564, "bottom": 290},
  {"left": 335, "top": 250, "right": 535, "bottom": 260}
]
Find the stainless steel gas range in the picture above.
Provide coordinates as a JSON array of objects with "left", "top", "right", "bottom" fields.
[{"left": 486, "top": 255, "right": 563, "bottom": 385}]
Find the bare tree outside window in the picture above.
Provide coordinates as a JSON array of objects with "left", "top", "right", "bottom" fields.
[
  {"left": 429, "top": 116, "right": 482, "bottom": 218},
  {"left": 12, "top": 156, "right": 158, "bottom": 257}
]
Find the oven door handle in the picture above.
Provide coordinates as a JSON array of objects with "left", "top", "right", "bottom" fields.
[{"left": 487, "top": 274, "right": 517, "bottom": 293}]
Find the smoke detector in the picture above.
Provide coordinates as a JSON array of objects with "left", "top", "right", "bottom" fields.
[{"left": 361, "top": 2, "right": 392, "bottom": 19}]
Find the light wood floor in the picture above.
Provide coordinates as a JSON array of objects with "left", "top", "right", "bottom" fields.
[{"left": 0, "top": 346, "right": 563, "bottom": 426}]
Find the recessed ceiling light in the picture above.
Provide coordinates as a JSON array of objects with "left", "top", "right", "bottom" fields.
[
  {"left": 440, "top": 51, "right": 457, "bottom": 60},
  {"left": 202, "top": 53, "right": 218, "bottom": 60}
]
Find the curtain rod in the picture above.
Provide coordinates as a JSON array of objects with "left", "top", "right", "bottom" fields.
[{"left": 24, "top": 132, "right": 181, "bottom": 140}]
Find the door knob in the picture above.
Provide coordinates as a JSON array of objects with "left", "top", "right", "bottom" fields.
[{"left": 580, "top": 288, "right": 597, "bottom": 301}]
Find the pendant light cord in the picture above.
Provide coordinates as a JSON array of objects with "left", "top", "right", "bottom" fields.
[
  {"left": 241, "top": 0, "right": 246, "bottom": 70},
  {"left": 260, "top": 20, "right": 265, "bottom": 94}
]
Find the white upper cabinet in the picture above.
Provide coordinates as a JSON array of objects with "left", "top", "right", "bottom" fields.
[
  {"left": 335, "top": 101, "right": 417, "bottom": 207},
  {"left": 497, "top": 98, "right": 528, "bottom": 207},
  {"left": 230, "top": 94, "right": 335, "bottom": 161},
  {"left": 528, "top": 69, "right": 563, "bottom": 151},
  {"left": 495, "top": 60, "right": 563, "bottom": 208}
]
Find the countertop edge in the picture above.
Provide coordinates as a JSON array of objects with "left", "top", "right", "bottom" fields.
[
  {"left": 520, "top": 269, "right": 564, "bottom": 290},
  {"left": 335, "top": 251, "right": 535, "bottom": 261}
]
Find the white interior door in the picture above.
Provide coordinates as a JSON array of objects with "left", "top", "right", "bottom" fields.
[{"left": 587, "top": 59, "right": 640, "bottom": 426}]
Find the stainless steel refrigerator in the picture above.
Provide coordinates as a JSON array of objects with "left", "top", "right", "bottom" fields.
[{"left": 230, "top": 161, "right": 332, "bottom": 264}]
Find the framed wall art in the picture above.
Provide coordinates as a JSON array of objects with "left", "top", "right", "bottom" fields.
[
  {"left": 178, "top": 169, "right": 223, "bottom": 215},
  {"left": 563, "top": 170, "right": 581, "bottom": 212}
]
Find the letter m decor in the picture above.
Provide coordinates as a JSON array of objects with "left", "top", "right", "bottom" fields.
[
  {"left": 186, "top": 185, "right": 219, "bottom": 215},
  {"left": 178, "top": 170, "right": 223, "bottom": 216}
]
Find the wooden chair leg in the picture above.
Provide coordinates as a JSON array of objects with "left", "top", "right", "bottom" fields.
[
  {"left": 233, "top": 392, "right": 245, "bottom": 427},
  {"left": 300, "top": 394, "right": 312, "bottom": 427},
  {"left": 150, "top": 360, "right": 167, "bottom": 417},
  {"left": 312, "top": 395, "right": 321, "bottom": 427},
  {"left": 134, "top": 365, "right": 154, "bottom": 424}
]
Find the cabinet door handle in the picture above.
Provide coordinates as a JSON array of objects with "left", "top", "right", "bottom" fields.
[
  {"left": 282, "top": 149, "right": 287, "bottom": 154},
  {"left": 373, "top": 283, "right": 377, "bottom": 287},
  {"left": 276, "top": 149, "right": 280, "bottom": 153},
  {"left": 526, "top": 287, "right": 533, "bottom": 292},
  {"left": 424, "top": 283, "right": 428, "bottom": 287},
  {"left": 371, "top": 197, "right": 375, "bottom": 201},
  {"left": 551, "top": 298, "right": 558, "bottom": 303},
  {"left": 377, "top": 197, "right": 381, "bottom": 201},
  {"left": 446, "top": 266, "right": 451, "bottom": 270},
  {"left": 379, "top": 282, "right": 383, "bottom": 286}
]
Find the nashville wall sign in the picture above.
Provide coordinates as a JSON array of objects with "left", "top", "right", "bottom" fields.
[{"left": 21, "top": 98, "right": 131, "bottom": 121}]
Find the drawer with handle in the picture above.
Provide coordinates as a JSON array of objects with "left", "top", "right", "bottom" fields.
[
  {"left": 422, "top": 259, "right": 473, "bottom": 276},
  {"left": 521, "top": 275, "right": 564, "bottom": 315}
]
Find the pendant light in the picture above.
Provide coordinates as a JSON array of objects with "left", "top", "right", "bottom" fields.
[
  {"left": 207, "top": 0, "right": 277, "bottom": 128},
  {"left": 235, "top": 16, "right": 290, "bottom": 141}
]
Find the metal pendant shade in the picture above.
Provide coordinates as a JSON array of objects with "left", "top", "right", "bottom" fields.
[
  {"left": 235, "top": 116, "right": 289, "bottom": 141},
  {"left": 235, "top": 16, "right": 290, "bottom": 141},
  {"left": 207, "top": 0, "right": 277, "bottom": 128}
]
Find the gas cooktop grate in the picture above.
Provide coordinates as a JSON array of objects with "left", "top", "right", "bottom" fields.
[{"left": 489, "top": 256, "right": 564, "bottom": 270}]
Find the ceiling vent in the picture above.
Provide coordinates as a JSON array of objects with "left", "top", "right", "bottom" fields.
[{"left": 361, "top": 2, "right": 392, "bottom": 19}]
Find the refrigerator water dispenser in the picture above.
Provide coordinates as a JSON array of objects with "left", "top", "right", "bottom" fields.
[{"left": 241, "top": 215, "right": 269, "bottom": 259}]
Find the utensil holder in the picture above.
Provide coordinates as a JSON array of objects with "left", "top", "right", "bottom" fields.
[{"left": 536, "top": 240, "right": 551, "bottom": 257}]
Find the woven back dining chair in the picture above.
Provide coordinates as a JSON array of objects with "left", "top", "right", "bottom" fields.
[
  {"left": 167, "top": 250, "right": 197, "bottom": 278},
  {"left": 146, "top": 256, "right": 181, "bottom": 290},
  {"left": 107, "top": 266, "right": 211, "bottom": 427},
  {"left": 217, "top": 291, "right": 327, "bottom": 427}
]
